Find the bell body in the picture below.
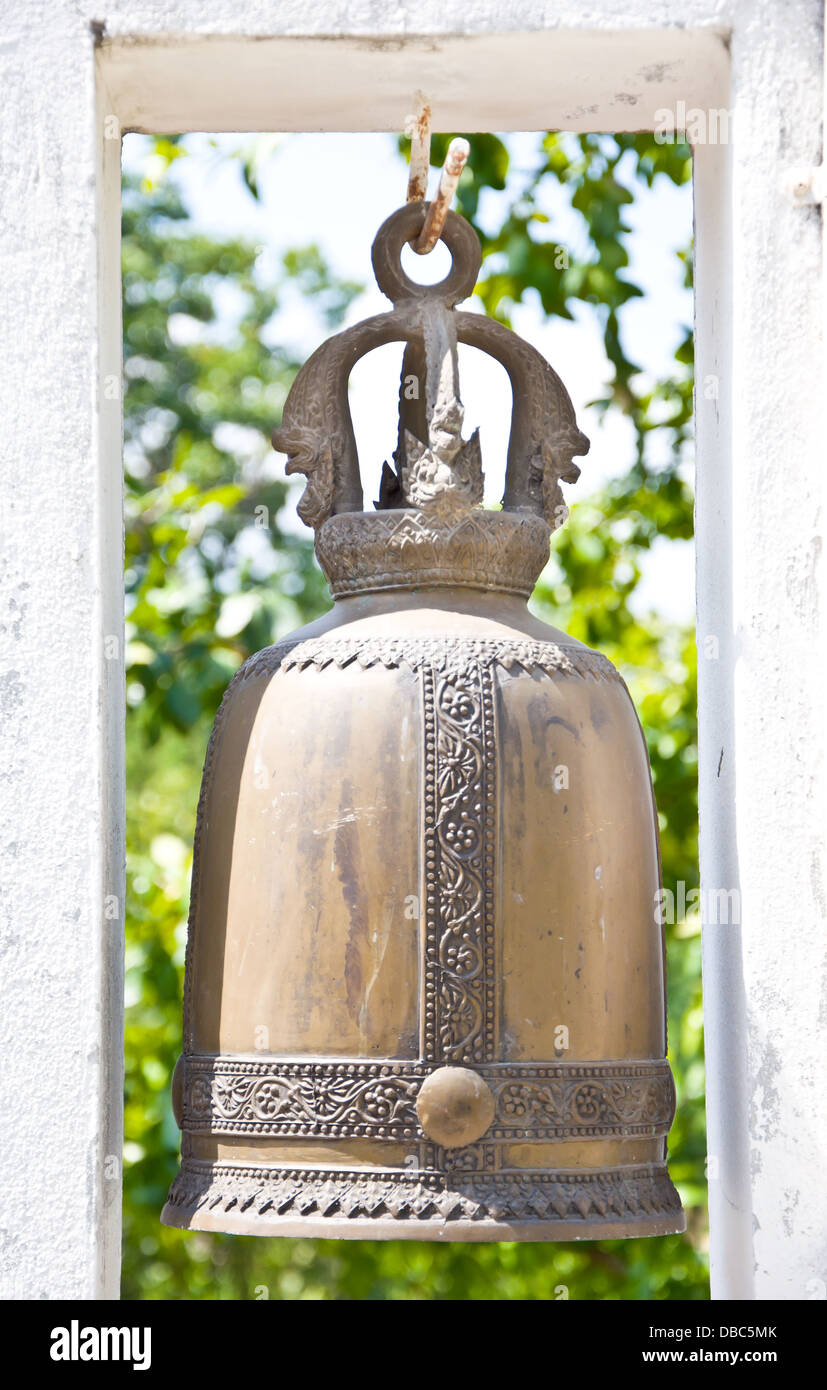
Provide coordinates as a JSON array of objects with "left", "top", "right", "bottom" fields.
[{"left": 163, "top": 509, "right": 684, "bottom": 1240}]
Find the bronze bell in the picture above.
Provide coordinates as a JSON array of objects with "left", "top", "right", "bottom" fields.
[{"left": 162, "top": 202, "right": 685, "bottom": 1241}]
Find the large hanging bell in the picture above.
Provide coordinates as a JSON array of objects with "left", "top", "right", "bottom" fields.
[{"left": 162, "top": 201, "right": 685, "bottom": 1240}]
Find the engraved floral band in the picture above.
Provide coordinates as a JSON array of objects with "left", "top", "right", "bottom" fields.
[{"left": 179, "top": 1057, "right": 676, "bottom": 1142}]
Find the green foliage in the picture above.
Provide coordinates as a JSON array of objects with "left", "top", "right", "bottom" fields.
[
  {"left": 122, "top": 133, "right": 706, "bottom": 1300},
  {"left": 122, "top": 173, "right": 340, "bottom": 741}
]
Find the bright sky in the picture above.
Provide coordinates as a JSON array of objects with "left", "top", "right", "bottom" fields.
[{"left": 123, "top": 132, "right": 695, "bottom": 623}]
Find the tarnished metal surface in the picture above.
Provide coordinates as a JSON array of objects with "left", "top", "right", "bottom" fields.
[
  {"left": 414, "top": 137, "right": 470, "bottom": 253},
  {"left": 163, "top": 205, "right": 684, "bottom": 1241},
  {"left": 405, "top": 97, "right": 431, "bottom": 204},
  {"left": 404, "top": 102, "right": 468, "bottom": 254}
]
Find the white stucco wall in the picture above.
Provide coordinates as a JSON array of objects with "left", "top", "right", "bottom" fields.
[
  {"left": 0, "top": 0, "right": 823, "bottom": 1300},
  {"left": 694, "top": 6, "right": 826, "bottom": 1291},
  {"left": 0, "top": 4, "right": 124, "bottom": 1299}
]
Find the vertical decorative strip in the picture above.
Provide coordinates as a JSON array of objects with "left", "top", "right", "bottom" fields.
[
  {"left": 421, "top": 656, "right": 498, "bottom": 1066},
  {"left": 421, "top": 664, "right": 439, "bottom": 1062},
  {"left": 480, "top": 661, "right": 498, "bottom": 1060}
]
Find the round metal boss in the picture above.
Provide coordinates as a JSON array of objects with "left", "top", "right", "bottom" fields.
[{"left": 416, "top": 1066, "right": 496, "bottom": 1147}]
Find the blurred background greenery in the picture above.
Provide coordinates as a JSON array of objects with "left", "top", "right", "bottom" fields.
[{"left": 122, "top": 130, "right": 706, "bottom": 1299}]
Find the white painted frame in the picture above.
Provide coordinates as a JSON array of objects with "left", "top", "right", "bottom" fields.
[{"left": 1, "top": 2, "right": 823, "bottom": 1301}]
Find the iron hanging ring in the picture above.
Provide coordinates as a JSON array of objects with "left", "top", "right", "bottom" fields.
[{"left": 371, "top": 202, "right": 481, "bottom": 307}]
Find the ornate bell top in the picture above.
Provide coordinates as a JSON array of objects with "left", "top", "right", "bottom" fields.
[{"left": 273, "top": 202, "right": 590, "bottom": 599}]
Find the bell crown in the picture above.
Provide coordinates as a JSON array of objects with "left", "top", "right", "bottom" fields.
[{"left": 272, "top": 202, "right": 590, "bottom": 598}]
